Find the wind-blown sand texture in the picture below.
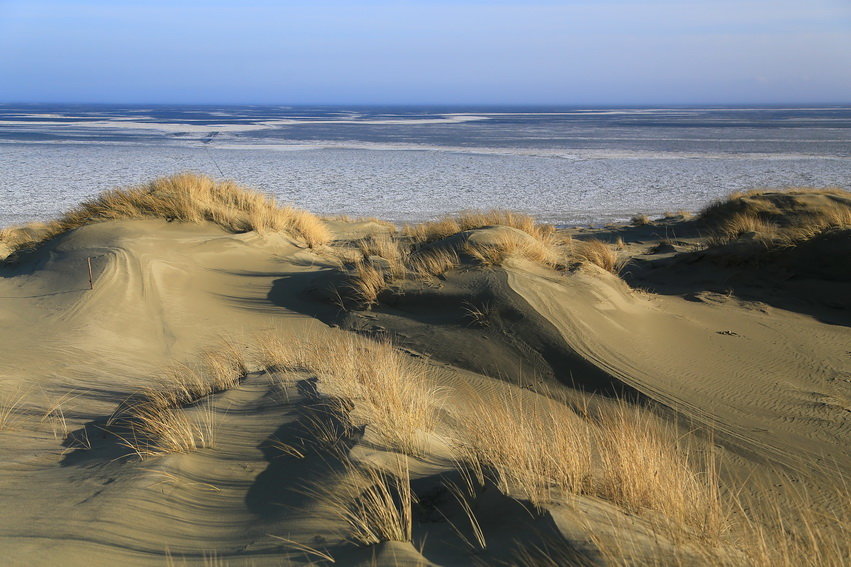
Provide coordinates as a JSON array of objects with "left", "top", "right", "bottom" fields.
[{"left": 0, "top": 176, "right": 849, "bottom": 566}]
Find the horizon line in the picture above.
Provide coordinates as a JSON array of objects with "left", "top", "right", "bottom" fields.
[{"left": 2, "top": 101, "right": 851, "bottom": 108}]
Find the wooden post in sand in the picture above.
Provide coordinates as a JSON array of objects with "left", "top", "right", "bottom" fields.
[{"left": 87, "top": 257, "right": 94, "bottom": 290}]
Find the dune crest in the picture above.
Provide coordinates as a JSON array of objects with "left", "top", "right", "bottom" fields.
[{"left": 0, "top": 173, "right": 331, "bottom": 261}]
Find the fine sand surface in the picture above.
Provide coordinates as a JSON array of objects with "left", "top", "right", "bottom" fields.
[{"left": 0, "top": 181, "right": 849, "bottom": 566}]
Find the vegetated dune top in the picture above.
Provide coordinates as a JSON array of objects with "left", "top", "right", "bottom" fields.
[
  {"left": 0, "top": 184, "right": 848, "bottom": 565},
  {"left": 698, "top": 187, "right": 851, "bottom": 229},
  {"left": 689, "top": 188, "right": 851, "bottom": 282},
  {"left": 0, "top": 172, "right": 331, "bottom": 261}
]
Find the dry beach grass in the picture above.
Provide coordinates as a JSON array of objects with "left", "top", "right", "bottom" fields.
[{"left": 0, "top": 172, "right": 331, "bottom": 259}]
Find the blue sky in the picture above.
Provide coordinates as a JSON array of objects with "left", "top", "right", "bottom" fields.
[{"left": 1, "top": 0, "right": 849, "bottom": 104}]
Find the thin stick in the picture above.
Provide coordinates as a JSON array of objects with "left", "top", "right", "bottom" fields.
[{"left": 87, "top": 257, "right": 94, "bottom": 290}]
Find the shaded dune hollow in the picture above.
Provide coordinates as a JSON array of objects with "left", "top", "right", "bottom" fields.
[{"left": 0, "top": 177, "right": 848, "bottom": 566}]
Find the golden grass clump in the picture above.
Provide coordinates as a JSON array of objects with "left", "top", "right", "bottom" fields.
[
  {"left": 254, "top": 332, "right": 308, "bottom": 373},
  {"left": 407, "top": 246, "right": 461, "bottom": 277},
  {"left": 0, "top": 173, "right": 331, "bottom": 257},
  {"left": 458, "top": 391, "right": 593, "bottom": 506},
  {"left": 593, "top": 402, "right": 727, "bottom": 539},
  {"left": 340, "top": 228, "right": 564, "bottom": 308},
  {"left": 65, "top": 173, "right": 331, "bottom": 246},
  {"left": 588, "top": 474, "right": 851, "bottom": 567},
  {"left": 463, "top": 229, "right": 562, "bottom": 268},
  {"left": 731, "top": 481, "right": 851, "bottom": 567},
  {"left": 335, "top": 212, "right": 577, "bottom": 308},
  {"left": 402, "top": 218, "right": 463, "bottom": 243},
  {"left": 344, "top": 260, "right": 389, "bottom": 307},
  {"left": 258, "top": 332, "right": 441, "bottom": 455},
  {"left": 199, "top": 339, "right": 249, "bottom": 387},
  {"left": 326, "top": 244, "right": 365, "bottom": 267},
  {"left": 123, "top": 400, "right": 217, "bottom": 458},
  {"left": 457, "top": 392, "right": 728, "bottom": 541},
  {"left": 309, "top": 456, "right": 413, "bottom": 546},
  {"left": 630, "top": 214, "right": 650, "bottom": 226},
  {"left": 145, "top": 343, "right": 246, "bottom": 412},
  {"left": 782, "top": 207, "right": 851, "bottom": 242},
  {"left": 706, "top": 212, "right": 778, "bottom": 246},
  {"left": 699, "top": 188, "right": 851, "bottom": 248},
  {"left": 355, "top": 233, "right": 408, "bottom": 277},
  {"left": 570, "top": 238, "right": 621, "bottom": 273},
  {"left": 403, "top": 210, "right": 554, "bottom": 244},
  {"left": 0, "top": 224, "right": 57, "bottom": 259},
  {"left": 114, "top": 341, "right": 247, "bottom": 458},
  {"left": 0, "top": 391, "right": 26, "bottom": 431}
]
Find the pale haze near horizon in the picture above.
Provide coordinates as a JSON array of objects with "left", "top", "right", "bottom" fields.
[{"left": 0, "top": 0, "right": 849, "bottom": 105}]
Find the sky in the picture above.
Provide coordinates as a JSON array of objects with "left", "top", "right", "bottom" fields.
[{"left": 0, "top": 0, "right": 849, "bottom": 105}]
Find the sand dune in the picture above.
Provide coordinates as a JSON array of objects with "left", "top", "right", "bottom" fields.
[{"left": 1, "top": 179, "right": 849, "bottom": 565}]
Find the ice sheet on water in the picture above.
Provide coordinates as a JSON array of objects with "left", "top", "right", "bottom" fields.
[{"left": 1, "top": 105, "right": 850, "bottom": 227}]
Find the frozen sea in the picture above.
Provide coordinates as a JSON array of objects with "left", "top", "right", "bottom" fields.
[{"left": 1, "top": 104, "right": 850, "bottom": 227}]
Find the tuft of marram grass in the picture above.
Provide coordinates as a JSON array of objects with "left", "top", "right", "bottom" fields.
[
  {"left": 457, "top": 392, "right": 728, "bottom": 541},
  {"left": 344, "top": 259, "right": 389, "bottom": 308},
  {"left": 257, "top": 332, "right": 442, "bottom": 455},
  {"left": 630, "top": 214, "right": 650, "bottom": 226},
  {"left": 199, "top": 339, "right": 249, "bottom": 388},
  {"left": 462, "top": 300, "right": 493, "bottom": 328},
  {"left": 339, "top": 214, "right": 567, "bottom": 306},
  {"left": 730, "top": 479, "right": 851, "bottom": 567},
  {"left": 699, "top": 187, "right": 851, "bottom": 249},
  {"left": 254, "top": 332, "right": 308, "bottom": 373},
  {"left": 593, "top": 401, "right": 728, "bottom": 540},
  {"left": 463, "top": 229, "right": 562, "bottom": 268},
  {"left": 570, "top": 239, "right": 621, "bottom": 273},
  {"left": 307, "top": 455, "right": 414, "bottom": 546},
  {"left": 355, "top": 233, "right": 408, "bottom": 277},
  {"left": 0, "top": 173, "right": 331, "bottom": 257},
  {"left": 407, "top": 246, "right": 461, "bottom": 277},
  {"left": 0, "top": 390, "right": 26, "bottom": 431},
  {"left": 707, "top": 212, "right": 777, "bottom": 246},
  {"left": 123, "top": 399, "right": 217, "bottom": 458},
  {"left": 255, "top": 332, "right": 847, "bottom": 564},
  {"left": 403, "top": 210, "right": 554, "bottom": 244},
  {"left": 114, "top": 341, "right": 247, "bottom": 458},
  {"left": 458, "top": 390, "right": 593, "bottom": 506}
]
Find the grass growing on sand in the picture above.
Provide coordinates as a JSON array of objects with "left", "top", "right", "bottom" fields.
[
  {"left": 407, "top": 246, "right": 462, "bottom": 277},
  {"left": 0, "top": 173, "right": 331, "bottom": 257},
  {"left": 307, "top": 455, "right": 414, "bottom": 546},
  {"left": 239, "top": 333, "right": 848, "bottom": 563},
  {"left": 593, "top": 402, "right": 727, "bottom": 539},
  {"left": 458, "top": 390, "right": 594, "bottom": 503},
  {"left": 333, "top": 210, "right": 622, "bottom": 308},
  {"left": 114, "top": 341, "right": 247, "bottom": 458},
  {"left": 257, "top": 332, "right": 442, "bottom": 455},
  {"left": 0, "top": 391, "right": 26, "bottom": 431},
  {"left": 344, "top": 260, "right": 390, "bottom": 307},
  {"left": 456, "top": 392, "right": 727, "bottom": 540},
  {"left": 729, "top": 480, "right": 851, "bottom": 567},
  {"left": 699, "top": 188, "right": 851, "bottom": 247},
  {"left": 123, "top": 400, "right": 217, "bottom": 458},
  {"left": 355, "top": 233, "right": 408, "bottom": 277},
  {"left": 462, "top": 227, "right": 562, "bottom": 268},
  {"left": 630, "top": 213, "right": 651, "bottom": 226},
  {"left": 570, "top": 238, "right": 622, "bottom": 274},
  {"left": 586, "top": 476, "right": 850, "bottom": 567},
  {"left": 402, "top": 209, "right": 555, "bottom": 244},
  {"left": 258, "top": 333, "right": 429, "bottom": 547},
  {"left": 459, "top": 389, "right": 849, "bottom": 566}
]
